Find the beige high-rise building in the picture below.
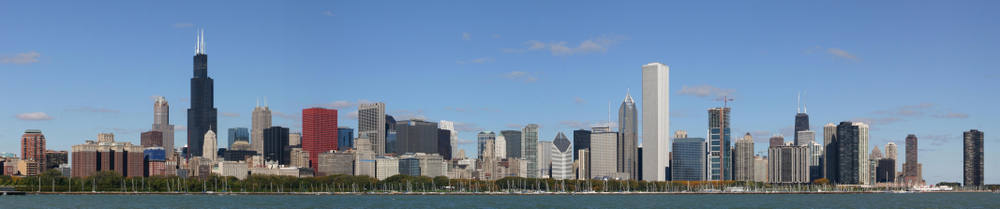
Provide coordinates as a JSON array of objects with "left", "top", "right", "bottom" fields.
[
  {"left": 359, "top": 102, "right": 387, "bottom": 154},
  {"left": 590, "top": 127, "right": 618, "bottom": 179},
  {"left": 289, "top": 133, "right": 301, "bottom": 147},
  {"left": 768, "top": 143, "right": 810, "bottom": 184},
  {"left": 885, "top": 142, "right": 898, "bottom": 160},
  {"left": 734, "top": 133, "right": 755, "bottom": 181},
  {"left": 251, "top": 101, "right": 272, "bottom": 154},
  {"left": 203, "top": 130, "right": 217, "bottom": 162},
  {"left": 98, "top": 133, "right": 114, "bottom": 143},
  {"left": 753, "top": 155, "right": 768, "bottom": 182}
]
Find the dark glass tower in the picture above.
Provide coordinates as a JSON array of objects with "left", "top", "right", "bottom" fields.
[
  {"left": 963, "top": 129, "right": 984, "bottom": 187},
  {"left": 187, "top": 29, "right": 217, "bottom": 158},
  {"left": 794, "top": 113, "right": 809, "bottom": 144},
  {"left": 572, "top": 129, "right": 590, "bottom": 161}
]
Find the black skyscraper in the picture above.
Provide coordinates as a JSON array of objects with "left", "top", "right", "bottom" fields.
[
  {"left": 438, "top": 129, "right": 452, "bottom": 160},
  {"left": 573, "top": 129, "right": 591, "bottom": 161},
  {"left": 187, "top": 30, "right": 217, "bottom": 158},
  {"left": 263, "top": 126, "right": 290, "bottom": 165},
  {"left": 794, "top": 113, "right": 809, "bottom": 144}
]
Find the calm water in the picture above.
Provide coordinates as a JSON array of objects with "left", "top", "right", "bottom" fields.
[{"left": 2, "top": 193, "right": 998, "bottom": 208}]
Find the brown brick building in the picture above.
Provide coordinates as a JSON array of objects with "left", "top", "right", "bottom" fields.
[
  {"left": 21, "top": 129, "right": 46, "bottom": 176},
  {"left": 71, "top": 140, "right": 144, "bottom": 177}
]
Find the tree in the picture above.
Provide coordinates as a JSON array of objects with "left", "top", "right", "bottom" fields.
[{"left": 812, "top": 178, "right": 829, "bottom": 185}]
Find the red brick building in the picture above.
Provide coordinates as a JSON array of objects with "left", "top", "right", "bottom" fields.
[
  {"left": 302, "top": 108, "right": 338, "bottom": 170},
  {"left": 141, "top": 131, "right": 164, "bottom": 148},
  {"left": 71, "top": 140, "right": 144, "bottom": 177},
  {"left": 21, "top": 129, "right": 46, "bottom": 175}
]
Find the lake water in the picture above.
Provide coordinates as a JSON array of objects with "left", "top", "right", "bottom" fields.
[{"left": 2, "top": 193, "right": 998, "bottom": 208}]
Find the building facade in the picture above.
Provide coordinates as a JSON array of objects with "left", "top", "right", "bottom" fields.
[
  {"left": 263, "top": 126, "right": 290, "bottom": 165},
  {"left": 227, "top": 127, "right": 249, "bottom": 149},
  {"left": 395, "top": 120, "right": 439, "bottom": 155},
  {"left": 671, "top": 138, "right": 706, "bottom": 181},
  {"left": 303, "top": 108, "right": 338, "bottom": 170},
  {"left": 768, "top": 144, "right": 810, "bottom": 184},
  {"left": 835, "top": 122, "right": 869, "bottom": 185},
  {"left": 963, "top": 129, "right": 984, "bottom": 187},
  {"left": 186, "top": 30, "right": 218, "bottom": 158},
  {"left": 71, "top": 140, "right": 144, "bottom": 177},
  {"left": 708, "top": 107, "right": 732, "bottom": 180},
  {"left": 202, "top": 130, "right": 218, "bottom": 162},
  {"left": 502, "top": 130, "right": 523, "bottom": 159},
  {"left": 551, "top": 132, "right": 573, "bottom": 180},
  {"left": 641, "top": 62, "right": 670, "bottom": 182},
  {"left": 903, "top": 134, "right": 922, "bottom": 185},
  {"left": 618, "top": 90, "right": 639, "bottom": 180},
  {"left": 734, "top": 133, "right": 754, "bottom": 181},
  {"left": 590, "top": 128, "right": 618, "bottom": 179},
  {"left": 21, "top": 129, "right": 46, "bottom": 175},
  {"left": 358, "top": 102, "right": 387, "bottom": 155},
  {"left": 152, "top": 96, "right": 176, "bottom": 159},
  {"left": 252, "top": 102, "right": 272, "bottom": 154},
  {"left": 522, "top": 124, "right": 540, "bottom": 178},
  {"left": 572, "top": 129, "right": 590, "bottom": 161}
]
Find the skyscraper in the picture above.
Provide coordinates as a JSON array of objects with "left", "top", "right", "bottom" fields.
[
  {"left": 438, "top": 129, "right": 452, "bottom": 160},
  {"left": 572, "top": 129, "right": 590, "bottom": 161},
  {"left": 903, "top": 134, "right": 922, "bottom": 185},
  {"left": 641, "top": 62, "right": 670, "bottom": 182},
  {"left": 495, "top": 133, "right": 507, "bottom": 159},
  {"left": 394, "top": 119, "right": 439, "bottom": 155},
  {"left": 302, "top": 108, "right": 338, "bottom": 170},
  {"left": 141, "top": 131, "right": 164, "bottom": 148},
  {"left": 734, "top": 133, "right": 754, "bottom": 181},
  {"left": 538, "top": 140, "right": 553, "bottom": 177},
  {"left": 590, "top": 127, "right": 618, "bottom": 179},
  {"left": 523, "top": 124, "right": 540, "bottom": 178},
  {"left": 477, "top": 131, "right": 496, "bottom": 159},
  {"left": 337, "top": 127, "right": 354, "bottom": 151},
  {"left": 502, "top": 130, "right": 522, "bottom": 159},
  {"left": 823, "top": 123, "right": 838, "bottom": 182},
  {"left": 251, "top": 100, "right": 272, "bottom": 154},
  {"left": 227, "top": 127, "right": 249, "bottom": 148},
  {"left": 708, "top": 107, "right": 732, "bottom": 180},
  {"left": 618, "top": 90, "right": 638, "bottom": 180},
  {"left": 551, "top": 132, "right": 573, "bottom": 180},
  {"left": 438, "top": 120, "right": 458, "bottom": 158},
  {"left": 963, "top": 129, "right": 984, "bottom": 187},
  {"left": 263, "top": 126, "right": 290, "bottom": 165},
  {"left": 768, "top": 143, "right": 810, "bottom": 183},
  {"left": 358, "top": 102, "right": 387, "bottom": 154},
  {"left": 152, "top": 96, "right": 175, "bottom": 159},
  {"left": 202, "top": 130, "right": 217, "bottom": 162},
  {"left": 794, "top": 111, "right": 809, "bottom": 145},
  {"left": 769, "top": 135, "right": 784, "bottom": 148},
  {"left": 21, "top": 129, "right": 45, "bottom": 175},
  {"left": 671, "top": 138, "right": 706, "bottom": 181},
  {"left": 885, "top": 142, "right": 898, "bottom": 160},
  {"left": 835, "top": 122, "right": 869, "bottom": 185},
  {"left": 187, "top": 29, "right": 217, "bottom": 158}
]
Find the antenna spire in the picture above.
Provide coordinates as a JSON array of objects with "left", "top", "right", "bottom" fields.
[{"left": 797, "top": 91, "right": 801, "bottom": 113}]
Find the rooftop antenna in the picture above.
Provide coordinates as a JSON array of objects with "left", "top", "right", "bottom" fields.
[
  {"left": 803, "top": 91, "right": 807, "bottom": 114},
  {"left": 797, "top": 91, "right": 801, "bottom": 113},
  {"left": 608, "top": 100, "right": 612, "bottom": 127}
]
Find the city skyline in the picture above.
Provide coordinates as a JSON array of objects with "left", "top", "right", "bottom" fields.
[{"left": 1, "top": 1, "right": 998, "bottom": 184}]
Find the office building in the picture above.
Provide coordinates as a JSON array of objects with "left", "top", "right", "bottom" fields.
[
  {"left": 618, "top": 90, "right": 639, "bottom": 180},
  {"left": 337, "top": 127, "right": 354, "bottom": 151},
  {"left": 523, "top": 124, "right": 540, "bottom": 178},
  {"left": 823, "top": 123, "right": 837, "bottom": 181},
  {"left": 21, "top": 129, "right": 46, "bottom": 175},
  {"left": 576, "top": 149, "right": 590, "bottom": 180},
  {"left": 375, "top": 156, "right": 399, "bottom": 180},
  {"left": 395, "top": 120, "right": 439, "bottom": 155},
  {"left": 438, "top": 129, "right": 453, "bottom": 160},
  {"left": 753, "top": 155, "right": 768, "bottom": 182},
  {"left": 187, "top": 29, "right": 218, "bottom": 158},
  {"left": 769, "top": 135, "right": 784, "bottom": 148},
  {"left": 316, "top": 151, "right": 354, "bottom": 176},
  {"left": 572, "top": 129, "right": 590, "bottom": 161},
  {"left": 794, "top": 109, "right": 809, "bottom": 145},
  {"left": 358, "top": 102, "right": 387, "bottom": 154},
  {"left": 551, "top": 132, "right": 573, "bottom": 180},
  {"left": 875, "top": 158, "right": 896, "bottom": 183},
  {"left": 477, "top": 131, "right": 495, "bottom": 159},
  {"left": 263, "top": 126, "right": 290, "bottom": 165},
  {"left": 227, "top": 127, "right": 249, "bottom": 149},
  {"left": 439, "top": 120, "right": 458, "bottom": 158},
  {"left": 902, "top": 134, "right": 922, "bottom": 185},
  {"left": 303, "top": 107, "right": 338, "bottom": 170},
  {"left": 289, "top": 132, "right": 301, "bottom": 147},
  {"left": 143, "top": 147, "right": 167, "bottom": 177},
  {"left": 71, "top": 140, "right": 144, "bottom": 177},
  {"left": 590, "top": 127, "right": 618, "bottom": 179},
  {"left": 289, "top": 147, "right": 309, "bottom": 168},
  {"left": 152, "top": 96, "right": 176, "bottom": 159},
  {"left": 885, "top": 142, "right": 898, "bottom": 160},
  {"left": 538, "top": 140, "right": 553, "bottom": 178},
  {"left": 708, "top": 107, "right": 732, "bottom": 180},
  {"left": 503, "top": 130, "right": 523, "bottom": 159},
  {"left": 641, "top": 62, "right": 670, "bottom": 181},
  {"left": 399, "top": 157, "right": 421, "bottom": 176},
  {"left": 671, "top": 138, "right": 706, "bottom": 181},
  {"left": 202, "top": 130, "right": 218, "bottom": 162},
  {"left": 963, "top": 129, "right": 984, "bottom": 187},
  {"left": 734, "top": 133, "right": 754, "bottom": 181},
  {"left": 495, "top": 133, "right": 506, "bottom": 159},
  {"left": 44, "top": 150, "right": 68, "bottom": 170},
  {"left": 141, "top": 131, "right": 163, "bottom": 148},
  {"left": 252, "top": 101, "right": 272, "bottom": 154}
]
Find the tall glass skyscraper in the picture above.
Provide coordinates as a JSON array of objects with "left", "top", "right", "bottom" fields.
[
  {"left": 618, "top": 90, "right": 638, "bottom": 180},
  {"left": 523, "top": 124, "right": 540, "bottom": 178},
  {"left": 187, "top": 29, "right": 217, "bottom": 158},
  {"left": 502, "top": 130, "right": 522, "bottom": 159}
]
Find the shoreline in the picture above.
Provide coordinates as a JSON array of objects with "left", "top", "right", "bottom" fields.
[{"left": 15, "top": 190, "right": 990, "bottom": 196}]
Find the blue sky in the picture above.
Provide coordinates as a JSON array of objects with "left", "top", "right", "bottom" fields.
[{"left": 1, "top": 0, "right": 997, "bottom": 184}]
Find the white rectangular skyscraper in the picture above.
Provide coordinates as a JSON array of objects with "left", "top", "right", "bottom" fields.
[{"left": 641, "top": 62, "right": 669, "bottom": 181}]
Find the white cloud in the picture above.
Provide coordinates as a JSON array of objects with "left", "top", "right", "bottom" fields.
[
  {"left": 677, "top": 85, "right": 735, "bottom": 99},
  {"left": 221, "top": 112, "right": 240, "bottom": 117},
  {"left": 1, "top": 51, "right": 41, "bottom": 64},
  {"left": 503, "top": 71, "right": 538, "bottom": 83},
  {"left": 932, "top": 112, "right": 969, "bottom": 119},
  {"left": 324, "top": 100, "right": 354, "bottom": 109},
  {"left": 456, "top": 57, "right": 494, "bottom": 64},
  {"left": 503, "top": 36, "right": 624, "bottom": 56},
  {"left": 322, "top": 10, "right": 335, "bottom": 16},
  {"left": 462, "top": 32, "right": 471, "bottom": 40},
  {"left": 172, "top": 23, "right": 193, "bottom": 28},
  {"left": 67, "top": 106, "right": 119, "bottom": 113},
  {"left": 16, "top": 112, "right": 52, "bottom": 121},
  {"left": 392, "top": 109, "right": 427, "bottom": 121},
  {"left": 827, "top": 48, "right": 859, "bottom": 61},
  {"left": 454, "top": 122, "right": 479, "bottom": 132},
  {"left": 574, "top": 97, "right": 586, "bottom": 104}
]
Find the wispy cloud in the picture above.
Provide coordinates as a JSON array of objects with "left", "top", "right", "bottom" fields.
[
  {"left": 347, "top": 111, "right": 359, "bottom": 120},
  {"left": 503, "top": 71, "right": 538, "bottom": 83},
  {"left": 445, "top": 107, "right": 469, "bottom": 113},
  {"left": 922, "top": 134, "right": 955, "bottom": 146},
  {"left": 16, "top": 112, "right": 52, "bottom": 121},
  {"left": 458, "top": 138, "right": 476, "bottom": 145},
  {"left": 221, "top": 112, "right": 240, "bottom": 117},
  {"left": 454, "top": 122, "right": 479, "bottom": 132},
  {"left": 462, "top": 32, "right": 471, "bottom": 40},
  {"left": 322, "top": 10, "right": 335, "bottom": 16},
  {"left": 323, "top": 100, "right": 354, "bottom": 109},
  {"left": 456, "top": 57, "right": 494, "bottom": 64},
  {"left": 807, "top": 46, "right": 860, "bottom": 62},
  {"left": 559, "top": 120, "right": 615, "bottom": 129},
  {"left": 66, "top": 106, "right": 119, "bottom": 113},
  {"left": 273, "top": 111, "right": 299, "bottom": 120},
  {"left": 932, "top": 112, "right": 969, "bottom": 119},
  {"left": 393, "top": 109, "right": 427, "bottom": 121},
  {"left": 176, "top": 125, "right": 187, "bottom": 132},
  {"left": 2, "top": 51, "right": 41, "bottom": 64},
  {"left": 574, "top": 97, "right": 586, "bottom": 105},
  {"left": 502, "top": 36, "right": 625, "bottom": 56},
  {"left": 172, "top": 23, "right": 193, "bottom": 28},
  {"left": 677, "top": 85, "right": 735, "bottom": 100}
]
